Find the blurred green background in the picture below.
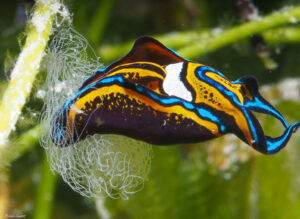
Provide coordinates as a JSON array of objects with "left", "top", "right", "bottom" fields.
[{"left": 1, "top": 0, "right": 300, "bottom": 218}]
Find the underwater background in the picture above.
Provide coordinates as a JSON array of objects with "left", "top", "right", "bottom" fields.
[{"left": 1, "top": 0, "right": 300, "bottom": 218}]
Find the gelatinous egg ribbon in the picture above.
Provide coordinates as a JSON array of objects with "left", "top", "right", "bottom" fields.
[{"left": 51, "top": 36, "right": 300, "bottom": 155}]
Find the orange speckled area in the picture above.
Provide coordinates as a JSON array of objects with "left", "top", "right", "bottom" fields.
[
  {"left": 185, "top": 63, "right": 253, "bottom": 144},
  {"left": 73, "top": 84, "right": 219, "bottom": 135}
]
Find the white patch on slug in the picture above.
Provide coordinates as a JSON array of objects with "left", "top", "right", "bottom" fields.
[{"left": 163, "top": 62, "right": 193, "bottom": 102}]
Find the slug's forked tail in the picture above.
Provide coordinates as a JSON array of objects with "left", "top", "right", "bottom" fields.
[{"left": 234, "top": 76, "right": 300, "bottom": 154}]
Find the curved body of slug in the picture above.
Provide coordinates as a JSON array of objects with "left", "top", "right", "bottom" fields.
[{"left": 51, "top": 36, "right": 300, "bottom": 154}]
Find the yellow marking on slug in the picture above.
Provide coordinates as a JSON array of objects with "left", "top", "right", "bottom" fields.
[
  {"left": 205, "top": 72, "right": 244, "bottom": 104},
  {"left": 186, "top": 63, "right": 253, "bottom": 144},
  {"left": 73, "top": 84, "right": 219, "bottom": 134}
]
